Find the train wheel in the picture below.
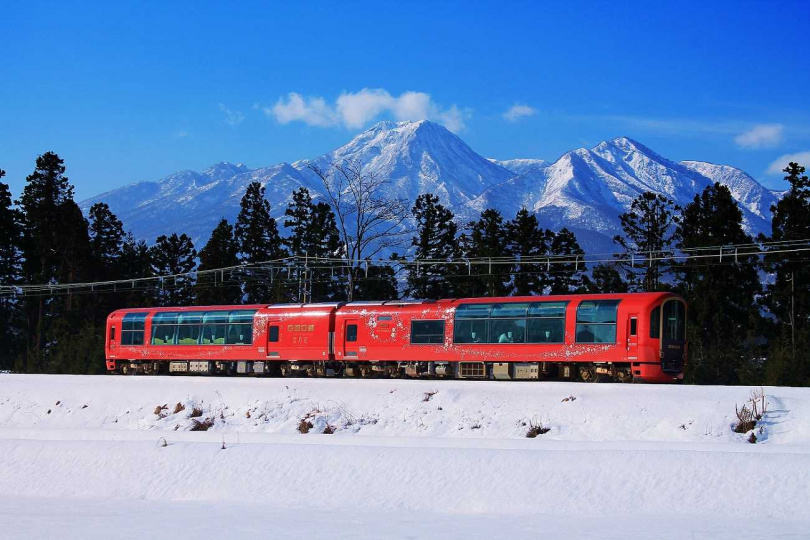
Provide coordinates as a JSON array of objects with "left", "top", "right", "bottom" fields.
[
  {"left": 579, "top": 366, "right": 598, "bottom": 383},
  {"left": 120, "top": 363, "right": 130, "bottom": 376}
]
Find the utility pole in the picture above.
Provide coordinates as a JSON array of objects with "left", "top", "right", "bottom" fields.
[{"left": 790, "top": 270, "right": 796, "bottom": 364}]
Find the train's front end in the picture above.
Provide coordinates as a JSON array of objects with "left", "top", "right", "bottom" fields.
[{"left": 636, "top": 295, "right": 687, "bottom": 383}]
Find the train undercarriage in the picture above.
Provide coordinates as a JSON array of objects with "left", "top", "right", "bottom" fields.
[{"left": 115, "top": 359, "right": 638, "bottom": 383}]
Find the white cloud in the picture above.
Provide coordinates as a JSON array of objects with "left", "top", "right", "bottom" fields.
[
  {"left": 266, "top": 88, "right": 467, "bottom": 132},
  {"left": 219, "top": 104, "right": 245, "bottom": 126},
  {"left": 735, "top": 124, "right": 783, "bottom": 148},
  {"left": 767, "top": 151, "right": 810, "bottom": 175},
  {"left": 503, "top": 104, "right": 537, "bottom": 122},
  {"left": 173, "top": 130, "right": 189, "bottom": 139}
]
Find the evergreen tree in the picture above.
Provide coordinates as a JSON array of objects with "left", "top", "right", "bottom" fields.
[
  {"left": 17, "top": 152, "right": 87, "bottom": 371},
  {"left": 505, "top": 208, "right": 547, "bottom": 296},
  {"left": 583, "top": 263, "right": 628, "bottom": 293},
  {"left": 462, "top": 209, "right": 510, "bottom": 297},
  {"left": 195, "top": 219, "right": 242, "bottom": 305},
  {"left": 235, "top": 182, "right": 287, "bottom": 303},
  {"left": 150, "top": 233, "right": 197, "bottom": 306},
  {"left": 762, "top": 162, "right": 810, "bottom": 385},
  {"left": 613, "top": 191, "right": 679, "bottom": 291},
  {"left": 546, "top": 228, "right": 585, "bottom": 294},
  {"left": 353, "top": 256, "right": 399, "bottom": 301},
  {"left": 407, "top": 194, "right": 458, "bottom": 299},
  {"left": 119, "top": 233, "right": 155, "bottom": 307},
  {"left": 283, "top": 188, "right": 343, "bottom": 302},
  {"left": 0, "top": 170, "right": 24, "bottom": 370},
  {"left": 675, "top": 182, "right": 762, "bottom": 384},
  {"left": 88, "top": 202, "right": 125, "bottom": 278}
]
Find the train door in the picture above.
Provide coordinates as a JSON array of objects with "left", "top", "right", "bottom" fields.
[
  {"left": 266, "top": 320, "right": 281, "bottom": 359},
  {"left": 343, "top": 318, "right": 359, "bottom": 359},
  {"left": 626, "top": 314, "right": 638, "bottom": 361},
  {"left": 108, "top": 324, "right": 117, "bottom": 353}
]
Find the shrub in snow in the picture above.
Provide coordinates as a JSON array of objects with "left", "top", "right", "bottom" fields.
[
  {"left": 298, "top": 419, "right": 313, "bottom": 434},
  {"left": 173, "top": 403, "right": 185, "bottom": 415},
  {"left": 189, "top": 407, "right": 203, "bottom": 418},
  {"left": 526, "top": 419, "right": 550, "bottom": 438},
  {"left": 190, "top": 418, "right": 214, "bottom": 431}
]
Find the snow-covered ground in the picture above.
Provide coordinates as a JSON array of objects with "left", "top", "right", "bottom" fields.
[{"left": 1, "top": 374, "right": 808, "bottom": 539}]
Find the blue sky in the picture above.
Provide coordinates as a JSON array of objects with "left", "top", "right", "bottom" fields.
[{"left": 1, "top": 0, "right": 809, "bottom": 200}]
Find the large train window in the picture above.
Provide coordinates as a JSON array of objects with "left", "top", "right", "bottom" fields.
[
  {"left": 662, "top": 300, "right": 685, "bottom": 341},
  {"left": 454, "top": 301, "right": 567, "bottom": 344},
  {"left": 150, "top": 310, "right": 256, "bottom": 345},
  {"left": 151, "top": 313, "right": 178, "bottom": 345},
  {"left": 411, "top": 320, "right": 445, "bottom": 344},
  {"left": 121, "top": 313, "right": 147, "bottom": 345},
  {"left": 650, "top": 306, "right": 661, "bottom": 339},
  {"left": 527, "top": 301, "right": 567, "bottom": 343},
  {"left": 575, "top": 300, "right": 620, "bottom": 344}
]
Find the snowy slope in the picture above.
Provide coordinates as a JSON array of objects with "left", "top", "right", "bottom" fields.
[
  {"left": 79, "top": 123, "right": 777, "bottom": 255},
  {"left": 296, "top": 120, "right": 515, "bottom": 208},
  {"left": 470, "top": 138, "right": 777, "bottom": 253},
  {"left": 0, "top": 374, "right": 808, "bottom": 539}
]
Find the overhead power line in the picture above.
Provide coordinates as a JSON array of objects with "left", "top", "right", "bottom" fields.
[{"left": 2, "top": 238, "right": 810, "bottom": 299}]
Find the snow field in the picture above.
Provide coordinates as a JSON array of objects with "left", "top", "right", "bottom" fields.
[{"left": 1, "top": 374, "right": 809, "bottom": 538}]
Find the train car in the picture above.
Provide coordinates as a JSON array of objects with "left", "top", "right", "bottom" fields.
[{"left": 106, "top": 292, "right": 686, "bottom": 383}]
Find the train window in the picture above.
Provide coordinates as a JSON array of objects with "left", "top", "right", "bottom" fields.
[
  {"left": 346, "top": 324, "right": 358, "bottom": 342},
  {"left": 527, "top": 318, "right": 564, "bottom": 343},
  {"left": 110, "top": 327, "right": 116, "bottom": 341},
  {"left": 650, "top": 307, "right": 661, "bottom": 339},
  {"left": 411, "top": 320, "right": 445, "bottom": 344},
  {"left": 378, "top": 315, "right": 392, "bottom": 321},
  {"left": 268, "top": 325, "right": 280, "bottom": 343},
  {"left": 177, "top": 324, "right": 201, "bottom": 345},
  {"left": 201, "top": 324, "right": 226, "bottom": 344},
  {"left": 528, "top": 302, "right": 567, "bottom": 318},
  {"left": 491, "top": 303, "right": 529, "bottom": 318},
  {"left": 151, "top": 324, "right": 176, "bottom": 345},
  {"left": 491, "top": 318, "right": 526, "bottom": 343},
  {"left": 226, "top": 324, "right": 253, "bottom": 345},
  {"left": 630, "top": 318, "right": 637, "bottom": 336},
  {"left": 454, "top": 319, "right": 489, "bottom": 343},
  {"left": 455, "top": 304, "right": 492, "bottom": 319},
  {"left": 576, "top": 300, "right": 620, "bottom": 344},
  {"left": 662, "top": 300, "right": 685, "bottom": 341},
  {"left": 121, "top": 313, "right": 147, "bottom": 346}
]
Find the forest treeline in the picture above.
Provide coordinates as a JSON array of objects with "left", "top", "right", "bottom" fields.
[{"left": 0, "top": 152, "right": 808, "bottom": 386}]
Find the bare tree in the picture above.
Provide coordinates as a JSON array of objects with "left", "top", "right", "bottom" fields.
[{"left": 307, "top": 160, "right": 409, "bottom": 300}]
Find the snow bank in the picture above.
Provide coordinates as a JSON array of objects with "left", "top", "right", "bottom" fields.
[{"left": 1, "top": 374, "right": 808, "bottom": 539}]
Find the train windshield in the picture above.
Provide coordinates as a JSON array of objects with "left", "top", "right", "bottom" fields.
[{"left": 662, "top": 300, "right": 685, "bottom": 341}]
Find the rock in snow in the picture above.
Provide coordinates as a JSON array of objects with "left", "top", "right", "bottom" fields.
[{"left": 79, "top": 121, "right": 781, "bottom": 254}]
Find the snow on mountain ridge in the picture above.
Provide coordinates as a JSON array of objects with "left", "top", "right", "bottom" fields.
[{"left": 79, "top": 124, "right": 776, "bottom": 255}]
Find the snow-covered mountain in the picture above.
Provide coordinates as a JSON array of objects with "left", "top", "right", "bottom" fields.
[{"left": 79, "top": 121, "right": 780, "bottom": 254}]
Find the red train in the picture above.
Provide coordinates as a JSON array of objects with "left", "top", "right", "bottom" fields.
[{"left": 105, "top": 292, "right": 687, "bottom": 383}]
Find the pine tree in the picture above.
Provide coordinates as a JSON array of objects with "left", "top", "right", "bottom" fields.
[
  {"left": 0, "top": 170, "right": 24, "bottom": 370},
  {"left": 235, "top": 182, "right": 287, "bottom": 303},
  {"left": 506, "top": 208, "right": 548, "bottom": 296},
  {"left": 675, "top": 182, "right": 762, "bottom": 384},
  {"left": 150, "top": 233, "right": 197, "bottom": 306},
  {"left": 17, "top": 152, "right": 86, "bottom": 371},
  {"left": 546, "top": 228, "right": 585, "bottom": 294},
  {"left": 195, "top": 219, "right": 241, "bottom": 305},
  {"left": 353, "top": 256, "right": 399, "bottom": 301},
  {"left": 583, "top": 263, "right": 628, "bottom": 293},
  {"left": 119, "top": 233, "right": 155, "bottom": 307},
  {"left": 407, "top": 194, "right": 458, "bottom": 299},
  {"left": 88, "top": 202, "right": 125, "bottom": 278},
  {"left": 461, "top": 209, "right": 510, "bottom": 297},
  {"left": 284, "top": 188, "right": 343, "bottom": 302},
  {"left": 614, "top": 191, "right": 679, "bottom": 291},
  {"left": 762, "top": 162, "right": 810, "bottom": 385}
]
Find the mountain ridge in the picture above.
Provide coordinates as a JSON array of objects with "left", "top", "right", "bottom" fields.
[{"left": 78, "top": 121, "right": 780, "bottom": 254}]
